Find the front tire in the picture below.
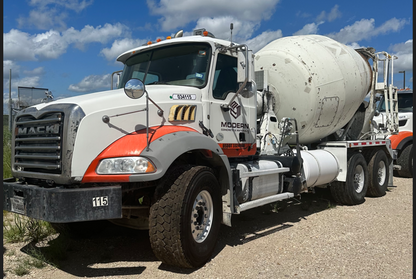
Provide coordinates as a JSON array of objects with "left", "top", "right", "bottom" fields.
[
  {"left": 367, "top": 150, "right": 389, "bottom": 197},
  {"left": 149, "top": 166, "right": 221, "bottom": 268},
  {"left": 330, "top": 152, "right": 369, "bottom": 205}
]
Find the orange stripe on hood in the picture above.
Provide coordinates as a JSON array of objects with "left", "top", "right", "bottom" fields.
[{"left": 82, "top": 125, "right": 198, "bottom": 183}]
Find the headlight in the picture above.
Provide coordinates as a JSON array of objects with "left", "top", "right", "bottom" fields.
[{"left": 96, "top": 157, "right": 156, "bottom": 174}]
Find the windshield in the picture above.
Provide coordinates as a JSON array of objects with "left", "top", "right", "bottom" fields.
[
  {"left": 118, "top": 43, "right": 211, "bottom": 89},
  {"left": 378, "top": 92, "right": 413, "bottom": 113}
]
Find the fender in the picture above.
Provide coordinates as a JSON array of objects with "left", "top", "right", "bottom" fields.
[
  {"left": 390, "top": 131, "right": 413, "bottom": 151},
  {"left": 82, "top": 125, "right": 230, "bottom": 183}
]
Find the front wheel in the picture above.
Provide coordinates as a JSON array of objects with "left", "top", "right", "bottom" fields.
[
  {"left": 330, "top": 152, "right": 369, "bottom": 205},
  {"left": 149, "top": 166, "right": 221, "bottom": 268}
]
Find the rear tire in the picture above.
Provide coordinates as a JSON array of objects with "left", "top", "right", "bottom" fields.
[
  {"left": 396, "top": 144, "right": 413, "bottom": 178},
  {"left": 367, "top": 150, "right": 389, "bottom": 197},
  {"left": 330, "top": 153, "right": 368, "bottom": 205},
  {"left": 149, "top": 166, "right": 221, "bottom": 268}
]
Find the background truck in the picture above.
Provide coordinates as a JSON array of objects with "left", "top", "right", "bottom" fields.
[
  {"left": 3, "top": 27, "right": 400, "bottom": 268},
  {"left": 373, "top": 89, "right": 413, "bottom": 177}
]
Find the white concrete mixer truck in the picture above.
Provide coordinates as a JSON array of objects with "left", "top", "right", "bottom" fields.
[{"left": 4, "top": 27, "right": 400, "bottom": 268}]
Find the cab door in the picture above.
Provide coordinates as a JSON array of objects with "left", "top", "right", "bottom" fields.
[{"left": 207, "top": 51, "right": 257, "bottom": 157}]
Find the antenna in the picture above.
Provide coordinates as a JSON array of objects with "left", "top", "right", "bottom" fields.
[{"left": 230, "top": 23, "right": 233, "bottom": 46}]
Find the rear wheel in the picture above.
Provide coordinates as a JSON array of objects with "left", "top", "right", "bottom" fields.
[
  {"left": 330, "top": 153, "right": 369, "bottom": 205},
  {"left": 367, "top": 150, "right": 389, "bottom": 197},
  {"left": 149, "top": 166, "right": 221, "bottom": 268},
  {"left": 396, "top": 144, "right": 413, "bottom": 178}
]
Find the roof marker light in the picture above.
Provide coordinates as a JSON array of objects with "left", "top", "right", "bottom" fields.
[
  {"left": 203, "top": 31, "right": 208, "bottom": 36},
  {"left": 147, "top": 41, "right": 152, "bottom": 45},
  {"left": 166, "top": 36, "right": 172, "bottom": 40},
  {"left": 156, "top": 38, "right": 162, "bottom": 42}
]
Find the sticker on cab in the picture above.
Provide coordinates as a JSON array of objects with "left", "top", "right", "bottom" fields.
[{"left": 172, "top": 94, "right": 196, "bottom": 100}]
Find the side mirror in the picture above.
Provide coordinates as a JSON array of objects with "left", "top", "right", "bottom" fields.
[
  {"left": 124, "top": 78, "right": 145, "bottom": 99},
  {"left": 374, "top": 109, "right": 380, "bottom": 116}
]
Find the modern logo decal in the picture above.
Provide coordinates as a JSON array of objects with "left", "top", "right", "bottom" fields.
[{"left": 230, "top": 101, "right": 241, "bottom": 119}]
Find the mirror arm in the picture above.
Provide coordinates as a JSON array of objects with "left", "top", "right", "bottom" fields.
[
  {"left": 221, "top": 78, "right": 248, "bottom": 111},
  {"left": 147, "top": 94, "right": 164, "bottom": 116}
]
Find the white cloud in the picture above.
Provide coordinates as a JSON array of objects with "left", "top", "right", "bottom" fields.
[
  {"left": 4, "top": 23, "right": 127, "bottom": 62},
  {"left": 15, "top": 76, "right": 43, "bottom": 88},
  {"left": 147, "top": 0, "right": 280, "bottom": 31},
  {"left": 293, "top": 21, "right": 324, "bottom": 36},
  {"left": 68, "top": 74, "right": 111, "bottom": 92},
  {"left": 193, "top": 16, "right": 259, "bottom": 42},
  {"left": 63, "top": 23, "right": 127, "bottom": 50},
  {"left": 29, "top": 0, "right": 93, "bottom": 12},
  {"left": 32, "top": 30, "right": 69, "bottom": 60},
  {"left": 296, "top": 11, "right": 311, "bottom": 19},
  {"left": 246, "top": 29, "right": 283, "bottom": 53},
  {"left": 327, "top": 5, "right": 341, "bottom": 22},
  {"left": 390, "top": 39, "right": 413, "bottom": 72},
  {"left": 17, "top": 8, "right": 67, "bottom": 30},
  {"left": 347, "top": 42, "right": 366, "bottom": 49},
  {"left": 101, "top": 38, "right": 148, "bottom": 62},
  {"left": 3, "top": 63, "right": 45, "bottom": 92},
  {"left": 3, "top": 60, "right": 20, "bottom": 79},
  {"left": 316, "top": 5, "right": 341, "bottom": 23},
  {"left": 18, "top": 0, "right": 93, "bottom": 30},
  {"left": 326, "top": 18, "right": 408, "bottom": 45},
  {"left": 23, "top": 67, "right": 45, "bottom": 77}
]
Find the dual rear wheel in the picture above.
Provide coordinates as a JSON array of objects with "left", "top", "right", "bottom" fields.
[{"left": 330, "top": 150, "right": 389, "bottom": 205}]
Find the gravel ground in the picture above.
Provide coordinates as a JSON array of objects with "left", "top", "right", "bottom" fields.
[{"left": 3, "top": 177, "right": 412, "bottom": 279}]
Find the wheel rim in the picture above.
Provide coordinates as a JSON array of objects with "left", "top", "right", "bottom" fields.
[
  {"left": 191, "top": 190, "right": 214, "bottom": 243},
  {"left": 354, "top": 165, "right": 365, "bottom": 193},
  {"left": 377, "top": 160, "right": 387, "bottom": 186}
]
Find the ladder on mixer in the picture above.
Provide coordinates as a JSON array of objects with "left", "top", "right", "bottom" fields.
[{"left": 372, "top": 51, "right": 399, "bottom": 135}]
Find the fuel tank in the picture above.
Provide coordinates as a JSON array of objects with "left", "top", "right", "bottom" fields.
[{"left": 255, "top": 35, "right": 372, "bottom": 144}]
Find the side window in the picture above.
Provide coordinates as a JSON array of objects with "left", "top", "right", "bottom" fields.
[{"left": 213, "top": 54, "right": 238, "bottom": 100}]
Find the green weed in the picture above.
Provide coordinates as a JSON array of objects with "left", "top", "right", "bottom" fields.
[
  {"left": 3, "top": 214, "right": 56, "bottom": 243},
  {"left": 13, "top": 263, "right": 30, "bottom": 276}
]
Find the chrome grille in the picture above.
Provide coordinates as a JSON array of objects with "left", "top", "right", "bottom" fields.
[{"left": 14, "top": 112, "right": 63, "bottom": 174}]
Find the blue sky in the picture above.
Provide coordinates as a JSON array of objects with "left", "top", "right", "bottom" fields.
[{"left": 3, "top": 0, "right": 413, "bottom": 113}]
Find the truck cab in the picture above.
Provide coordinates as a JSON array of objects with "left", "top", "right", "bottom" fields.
[{"left": 374, "top": 89, "right": 413, "bottom": 177}]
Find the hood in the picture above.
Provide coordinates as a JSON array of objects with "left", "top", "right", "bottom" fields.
[{"left": 30, "top": 85, "right": 203, "bottom": 115}]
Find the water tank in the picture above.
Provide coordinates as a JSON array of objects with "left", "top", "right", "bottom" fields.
[{"left": 255, "top": 35, "right": 372, "bottom": 144}]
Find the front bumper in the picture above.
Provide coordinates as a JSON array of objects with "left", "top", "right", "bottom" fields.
[{"left": 3, "top": 179, "right": 122, "bottom": 223}]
